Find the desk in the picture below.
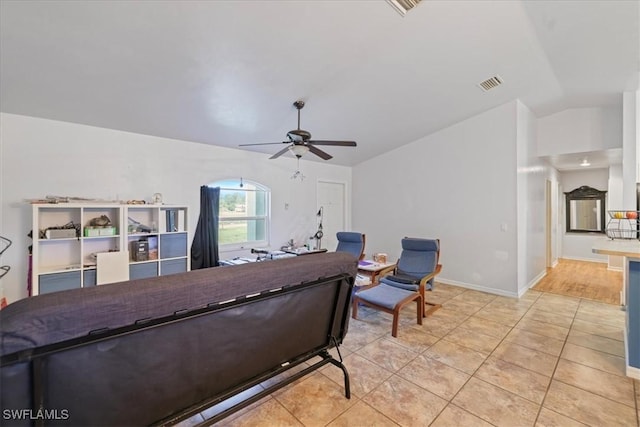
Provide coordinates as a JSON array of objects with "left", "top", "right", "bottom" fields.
[
  {"left": 284, "top": 248, "right": 328, "bottom": 256},
  {"left": 592, "top": 239, "right": 640, "bottom": 379},
  {"left": 357, "top": 260, "right": 396, "bottom": 284},
  {"left": 220, "top": 248, "right": 327, "bottom": 266}
]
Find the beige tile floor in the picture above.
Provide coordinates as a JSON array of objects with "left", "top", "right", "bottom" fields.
[{"left": 180, "top": 284, "right": 639, "bottom": 427}]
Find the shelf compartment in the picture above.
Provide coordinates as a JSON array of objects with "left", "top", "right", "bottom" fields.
[
  {"left": 37, "top": 207, "right": 81, "bottom": 237},
  {"left": 129, "top": 262, "right": 158, "bottom": 280},
  {"left": 37, "top": 240, "right": 81, "bottom": 272},
  {"left": 82, "top": 207, "right": 120, "bottom": 237},
  {"left": 126, "top": 207, "right": 160, "bottom": 235},
  {"left": 39, "top": 271, "right": 81, "bottom": 294},
  {"left": 84, "top": 269, "right": 97, "bottom": 287},
  {"left": 160, "top": 233, "right": 187, "bottom": 259},
  {"left": 160, "top": 259, "right": 187, "bottom": 276}
]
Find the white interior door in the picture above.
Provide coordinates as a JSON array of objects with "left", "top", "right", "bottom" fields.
[{"left": 317, "top": 181, "right": 345, "bottom": 251}]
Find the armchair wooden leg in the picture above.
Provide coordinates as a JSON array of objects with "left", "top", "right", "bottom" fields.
[
  {"left": 391, "top": 306, "right": 400, "bottom": 337},
  {"left": 417, "top": 294, "right": 423, "bottom": 325},
  {"left": 424, "top": 301, "right": 441, "bottom": 317},
  {"left": 352, "top": 297, "right": 359, "bottom": 319}
]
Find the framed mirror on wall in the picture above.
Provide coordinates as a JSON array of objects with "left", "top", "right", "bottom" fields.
[{"left": 564, "top": 186, "right": 607, "bottom": 233}]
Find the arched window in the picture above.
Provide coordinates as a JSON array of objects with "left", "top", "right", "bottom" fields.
[{"left": 210, "top": 179, "right": 270, "bottom": 250}]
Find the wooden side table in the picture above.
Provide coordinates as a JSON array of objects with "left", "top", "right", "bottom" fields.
[{"left": 357, "top": 260, "right": 396, "bottom": 284}]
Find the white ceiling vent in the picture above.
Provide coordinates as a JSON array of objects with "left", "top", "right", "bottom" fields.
[
  {"left": 478, "top": 75, "right": 503, "bottom": 92},
  {"left": 386, "top": 0, "right": 422, "bottom": 17}
]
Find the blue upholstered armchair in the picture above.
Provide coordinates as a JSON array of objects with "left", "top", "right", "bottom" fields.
[
  {"left": 335, "top": 232, "right": 365, "bottom": 260},
  {"left": 352, "top": 237, "right": 442, "bottom": 337}
]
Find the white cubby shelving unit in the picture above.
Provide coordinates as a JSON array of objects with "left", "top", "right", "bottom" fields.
[
  {"left": 31, "top": 203, "right": 189, "bottom": 296},
  {"left": 125, "top": 205, "right": 189, "bottom": 280}
]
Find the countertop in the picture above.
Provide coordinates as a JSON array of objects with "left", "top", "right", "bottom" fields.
[{"left": 592, "top": 239, "right": 640, "bottom": 258}]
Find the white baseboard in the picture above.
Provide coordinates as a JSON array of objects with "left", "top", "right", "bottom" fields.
[
  {"left": 551, "top": 259, "right": 559, "bottom": 268},
  {"left": 521, "top": 270, "right": 547, "bottom": 297},
  {"left": 607, "top": 266, "right": 623, "bottom": 272},
  {"left": 560, "top": 256, "right": 608, "bottom": 264},
  {"left": 438, "top": 270, "right": 547, "bottom": 300},
  {"left": 436, "top": 277, "right": 519, "bottom": 298}
]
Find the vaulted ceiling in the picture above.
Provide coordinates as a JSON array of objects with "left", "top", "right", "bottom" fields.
[{"left": 1, "top": 0, "right": 638, "bottom": 167}]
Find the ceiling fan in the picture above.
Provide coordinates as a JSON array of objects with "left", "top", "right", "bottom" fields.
[{"left": 239, "top": 101, "right": 357, "bottom": 160}]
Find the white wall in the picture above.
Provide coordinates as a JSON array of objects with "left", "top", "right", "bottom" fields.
[
  {"left": 0, "top": 113, "right": 352, "bottom": 303},
  {"left": 353, "top": 101, "right": 520, "bottom": 297},
  {"left": 559, "top": 168, "right": 609, "bottom": 263},
  {"left": 516, "top": 100, "right": 556, "bottom": 295},
  {"left": 537, "top": 106, "right": 622, "bottom": 156},
  {"left": 622, "top": 90, "right": 639, "bottom": 209},
  {"left": 608, "top": 165, "right": 624, "bottom": 270}
]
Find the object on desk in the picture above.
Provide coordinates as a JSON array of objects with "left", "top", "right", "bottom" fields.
[
  {"left": 284, "top": 247, "right": 310, "bottom": 255},
  {"left": 314, "top": 207, "right": 324, "bottom": 249},
  {"left": 373, "top": 253, "right": 388, "bottom": 263},
  {"left": 219, "top": 257, "right": 257, "bottom": 266},
  {"left": 308, "top": 238, "right": 316, "bottom": 250},
  {"left": 358, "top": 260, "right": 373, "bottom": 267},
  {"left": 270, "top": 251, "right": 297, "bottom": 259}
]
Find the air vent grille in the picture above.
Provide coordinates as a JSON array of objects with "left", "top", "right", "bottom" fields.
[
  {"left": 478, "top": 75, "right": 503, "bottom": 92},
  {"left": 386, "top": 0, "right": 422, "bottom": 16}
]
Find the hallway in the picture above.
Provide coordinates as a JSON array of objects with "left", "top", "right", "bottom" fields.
[{"left": 532, "top": 259, "right": 623, "bottom": 305}]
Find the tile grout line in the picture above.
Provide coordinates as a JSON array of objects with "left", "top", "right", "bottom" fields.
[
  {"left": 425, "top": 289, "right": 546, "bottom": 426},
  {"left": 412, "top": 289, "right": 518, "bottom": 426},
  {"left": 530, "top": 292, "right": 580, "bottom": 426}
]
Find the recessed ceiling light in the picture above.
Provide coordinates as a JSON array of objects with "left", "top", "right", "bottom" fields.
[{"left": 580, "top": 159, "right": 590, "bottom": 167}]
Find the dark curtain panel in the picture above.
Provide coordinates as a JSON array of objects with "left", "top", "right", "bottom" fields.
[{"left": 191, "top": 186, "right": 220, "bottom": 269}]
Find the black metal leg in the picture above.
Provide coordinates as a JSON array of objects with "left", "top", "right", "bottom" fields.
[{"left": 328, "top": 357, "right": 351, "bottom": 399}]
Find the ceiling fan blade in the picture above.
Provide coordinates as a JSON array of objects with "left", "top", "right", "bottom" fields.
[
  {"left": 308, "top": 145, "right": 333, "bottom": 160},
  {"left": 308, "top": 140, "right": 357, "bottom": 147},
  {"left": 239, "top": 141, "right": 287, "bottom": 147},
  {"left": 269, "top": 146, "right": 291, "bottom": 159}
]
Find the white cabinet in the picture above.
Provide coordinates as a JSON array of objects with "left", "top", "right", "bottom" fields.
[{"left": 32, "top": 203, "right": 189, "bottom": 295}]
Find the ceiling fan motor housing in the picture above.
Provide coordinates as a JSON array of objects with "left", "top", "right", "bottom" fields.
[{"left": 287, "top": 129, "right": 311, "bottom": 143}]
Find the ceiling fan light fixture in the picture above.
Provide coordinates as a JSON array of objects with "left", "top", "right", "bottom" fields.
[
  {"left": 580, "top": 158, "right": 591, "bottom": 167},
  {"left": 289, "top": 145, "right": 310, "bottom": 157}
]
